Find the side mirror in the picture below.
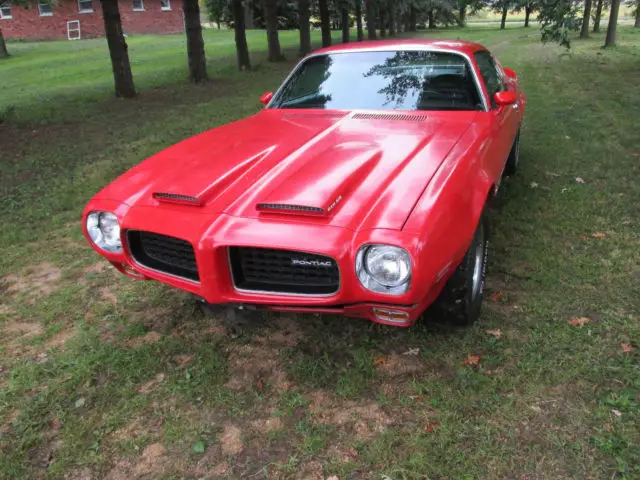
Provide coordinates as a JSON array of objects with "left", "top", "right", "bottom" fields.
[
  {"left": 494, "top": 91, "right": 517, "bottom": 106},
  {"left": 503, "top": 67, "right": 517, "bottom": 79},
  {"left": 260, "top": 91, "right": 274, "bottom": 105}
]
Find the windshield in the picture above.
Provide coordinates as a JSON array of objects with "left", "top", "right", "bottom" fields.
[{"left": 270, "top": 50, "right": 483, "bottom": 111}]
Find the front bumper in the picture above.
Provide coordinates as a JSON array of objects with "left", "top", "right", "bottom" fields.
[{"left": 83, "top": 201, "right": 449, "bottom": 327}]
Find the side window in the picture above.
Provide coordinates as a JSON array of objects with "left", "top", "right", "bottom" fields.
[{"left": 474, "top": 51, "right": 504, "bottom": 108}]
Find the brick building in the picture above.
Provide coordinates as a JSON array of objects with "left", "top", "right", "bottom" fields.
[{"left": 0, "top": 0, "right": 184, "bottom": 40}]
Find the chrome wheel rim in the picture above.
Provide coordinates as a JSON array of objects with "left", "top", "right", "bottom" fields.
[{"left": 471, "top": 228, "right": 486, "bottom": 301}]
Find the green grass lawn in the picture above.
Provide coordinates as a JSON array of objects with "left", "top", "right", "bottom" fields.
[{"left": 1, "top": 26, "right": 639, "bottom": 479}]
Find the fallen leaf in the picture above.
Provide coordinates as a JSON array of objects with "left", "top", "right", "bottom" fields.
[
  {"left": 35, "top": 353, "right": 48, "bottom": 364},
  {"left": 529, "top": 182, "right": 539, "bottom": 189},
  {"left": 620, "top": 343, "right": 635, "bottom": 353},
  {"left": 256, "top": 378, "right": 264, "bottom": 393},
  {"left": 488, "top": 291, "right": 504, "bottom": 302},
  {"left": 327, "top": 476, "right": 340, "bottom": 480},
  {"left": 592, "top": 384, "right": 600, "bottom": 392},
  {"left": 568, "top": 317, "right": 590, "bottom": 327},
  {"left": 591, "top": 232, "right": 607, "bottom": 238},
  {"left": 402, "top": 348, "right": 420, "bottom": 356},
  {"left": 561, "top": 187, "right": 568, "bottom": 193},
  {"left": 463, "top": 354, "right": 481, "bottom": 366},
  {"left": 530, "top": 405, "right": 542, "bottom": 413},
  {"left": 74, "top": 398, "right": 86, "bottom": 409},
  {"left": 575, "top": 177, "right": 585, "bottom": 183},
  {"left": 192, "top": 440, "right": 206, "bottom": 453},
  {"left": 344, "top": 447, "right": 358, "bottom": 459},
  {"left": 612, "top": 409, "right": 622, "bottom": 417},
  {"left": 565, "top": 135, "right": 571, "bottom": 140},
  {"left": 374, "top": 358, "right": 387, "bottom": 367},
  {"left": 424, "top": 422, "right": 440, "bottom": 432},
  {"left": 486, "top": 328, "right": 502, "bottom": 339},
  {"left": 484, "top": 369, "right": 493, "bottom": 375},
  {"left": 49, "top": 418, "right": 62, "bottom": 431},
  {"left": 580, "top": 236, "right": 589, "bottom": 240}
]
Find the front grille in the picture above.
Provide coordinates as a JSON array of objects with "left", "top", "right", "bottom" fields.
[
  {"left": 229, "top": 247, "right": 339, "bottom": 295},
  {"left": 127, "top": 230, "right": 199, "bottom": 282}
]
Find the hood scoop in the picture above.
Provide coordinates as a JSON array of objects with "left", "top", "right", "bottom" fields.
[
  {"left": 256, "top": 203, "right": 326, "bottom": 216},
  {"left": 153, "top": 192, "right": 202, "bottom": 206},
  {"left": 352, "top": 112, "right": 429, "bottom": 122}
]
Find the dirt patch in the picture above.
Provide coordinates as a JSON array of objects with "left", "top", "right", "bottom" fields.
[
  {"left": 104, "top": 443, "right": 168, "bottom": 480},
  {"left": 295, "top": 460, "right": 324, "bottom": 480},
  {"left": 226, "top": 342, "right": 291, "bottom": 392},
  {"left": 250, "top": 415, "right": 283, "bottom": 436},
  {"left": 2, "top": 320, "right": 43, "bottom": 338},
  {"left": 126, "top": 331, "right": 162, "bottom": 348},
  {"left": 100, "top": 287, "right": 119, "bottom": 304},
  {"left": 220, "top": 424, "right": 243, "bottom": 456},
  {"left": 0, "top": 304, "right": 14, "bottom": 316},
  {"left": 375, "top": 354, "right": 425, "bottom": 378},
  {"left": 3, "top": 262, "right": 62, "bottom": 302},
  {"left": 0, "top": 409, "right": 20, "bottom": 436},
  {"left": 45, "top": 328, "right": 75, "bottom": 349},
  {"left": 64, "top": 467, "right": 93, "bottom": 480},
  {"left": 136, "top": 373, "right": 166, "bottom": 394}
]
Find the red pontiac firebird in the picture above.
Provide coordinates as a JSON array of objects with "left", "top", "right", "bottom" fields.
[{"left": 82, "top": 39, "right": 525, "bottom": 327}]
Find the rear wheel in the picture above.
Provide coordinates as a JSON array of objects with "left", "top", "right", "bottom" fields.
[
  {"left": 503, "top": 128, "right": 521, "bottom": 177},
  {"left": 430, "top": 214, "right": 489, "bottom": 326}
]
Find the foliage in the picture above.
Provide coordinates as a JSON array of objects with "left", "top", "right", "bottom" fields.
[{"left": 537, "top": 0, "right": 581, "bottom": 47}]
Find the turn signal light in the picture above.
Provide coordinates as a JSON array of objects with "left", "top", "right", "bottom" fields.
[{"left": 373, "top": 308, "right": 410, "bottom": 324}]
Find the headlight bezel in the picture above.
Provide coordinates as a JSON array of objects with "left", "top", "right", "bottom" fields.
[
  {"left": 356, "top": 244, "right": 412, "bottom": 295},
  {"left": 86, "top": 211, "right": 123, "bottom": 253}
]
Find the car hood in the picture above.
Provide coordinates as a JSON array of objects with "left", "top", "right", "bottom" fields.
[{"left": 98, "top": 109, "right": 478, "bottom": 231}]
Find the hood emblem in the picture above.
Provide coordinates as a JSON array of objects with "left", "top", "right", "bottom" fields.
[{"left": 291, "top": 258, "right": 333, "bottom": 268}]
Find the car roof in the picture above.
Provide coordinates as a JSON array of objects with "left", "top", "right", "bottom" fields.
[{"left": 312, "top": 38, "right": 487, "bottom": 57}]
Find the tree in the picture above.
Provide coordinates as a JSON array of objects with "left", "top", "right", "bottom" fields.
[
  {"left": 592, "top": 0, "right": 605, "bottom": 31},
  {"left": 604, "top": 0, "right": 621, "bottom": 46},
  {"left": 380, "top": 7, "right": 387, "bottom": 36},
  {"left": 388, "top": 1, "right": 396, "bottom": 35},
  {"left": 263, "top": 0, "right": 284, "bottom": 60},
  {"left": 319, "top": 0, "right": 332, "bottom": 46},
  {"left": 299, "top": 0, "right": 312, "bottom": 54},
  {"left": 183, "top": 0, "right": 208, "bottom": 82},
  {"left": 512, "top": 0, "right": 538, "bottom": 27},
  {"left": 206, "top": 0, "right": 227, "bottom": 27},
  {"left": 355, "top": 0, "right": 365, "bottom": 40},
  {"left": 232, "top": 0, "right": 251, "bottom": 69},
  {"left": 366, "top": 0, "right": 378, "bottom": 38},
  {"left": 100, "top": 0, "right": 136, "bottom": 96},
  {"left": 537, "top": 0, "right": 581, "bottom": 48},
  {"left": 580, "top": 0, "right": 592, "bottom": 37},
  {"left": 341, "top": 0, "right": 350, "bottom": 42},
  {"left": 490, "top": 0, "right": 512, "bottom": 29},
  {"left": 629, "top": 0, "right": 640, "bottom": 27},
  {"left": 0, "top": 28, "right": 7, "bottom": 58},
  {"left": 409, "top": 4, "right": 417, "bottom": 30}
]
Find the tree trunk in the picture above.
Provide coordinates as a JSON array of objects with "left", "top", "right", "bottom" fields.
[
  {"left": 604, "top": 0, "right": 621, "bottom": 46},
  {"left": 355, "top": 0, "right": 364, "bottom": 40},
  {"left": 100, "top": 0, "right": 136, "bottom": 97},
  {"left": 580, "top": 0, "right": 592, "bottom": 38},
  {"left": 458, "top": 6, "right": 466, "bottom": 26},
  {"left": 319, "top": 0, "right": 332, "bottom": 47},
  {"left": 379, "top": 9, "right": 386, "bottom": 37},
  {"left": 396, "top": 14, "right": 402, "bottom": 33},
  {"left": 388, "top": 4, "right": 395, "bottom": 35},
  {"left": 635, "top": 3, "right": 640, "bottom": 27},
  {"left": 428, "top": 9, "right": 435, "bottom": 29},
  {"left": 593, "top": 0, "right": 603, "bottom": 32},
  {"left": 183, "top": 0, "right": 208, "bottom": 82},
  {"left": 298, "top": 0, "right": 311, "bottom": 55},
  {"left": 232, "top": 0, "right": 250, "bottom": 69},
  {"left": 244, "top": 0, "right": 254, "bottom": 29},
  {"left": 341, "top": 6, "right": 350, "bottom": 42},
  {"left": 524, "top": 7, "right": 531, "bottom": 27},
  {"left": 365, "top": 0, "right": 377, "bottom": 39},
  {"left": 500, "top": 4, "right": 508, "bottom": 29},
  {"left": 0, "top": 29, "right": 8, "bottom": 58},
  {"left": 409, "top": 5, "right": 417, "bottom": 31},
  {"left": 263, "top": 0, "right": 284, "bottom": 60}
]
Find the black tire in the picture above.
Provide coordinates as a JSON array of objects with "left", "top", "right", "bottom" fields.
[
  {"left": 503, "top": 128, "right": 521, "bottom": 177},
  {"left": 430, "top": 213, "right": 489, "bottom": 326}
]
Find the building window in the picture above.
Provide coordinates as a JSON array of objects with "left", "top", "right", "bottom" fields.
[
  {"left": 0, "top": 4, "right": 12, "bottom": 19},
  {"left": 132, "top": 0, "right": 144, "bottom": 10},
  {"left": 78, "top": 0, "right": 93, "bottom": 13},
  {"left": 38, "top": 2, "right": 53, "bottom": 16},
  {"left": 160, "top": 0, "right": 170, "bottom": 10}
]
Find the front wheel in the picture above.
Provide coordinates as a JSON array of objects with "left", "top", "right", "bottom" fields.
[{"left": 430, "top": 214, "right": 489, "bottom": 326}]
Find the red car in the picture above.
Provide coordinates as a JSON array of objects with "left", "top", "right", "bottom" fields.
[{"left": 82, "top": 39, "right": 525, "bottom": 327}]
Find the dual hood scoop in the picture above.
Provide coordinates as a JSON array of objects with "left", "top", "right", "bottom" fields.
[
  {"left": 256, "top": 203, "right": 326, "bottom": 215},
  {"left": 153, "top": 192, "right": 202, "bottom": 206}
]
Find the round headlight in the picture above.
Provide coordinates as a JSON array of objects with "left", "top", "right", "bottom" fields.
[
  {"left": 356, "top": 244, "right": 412, "bottom": 294},
  {"left": 86, "top": 211, "right": 122, "bottom": 253}
]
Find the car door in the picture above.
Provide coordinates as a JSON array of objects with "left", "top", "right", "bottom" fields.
[{"left": 474, "top": 50, "right": 520, "bottom": 179}]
